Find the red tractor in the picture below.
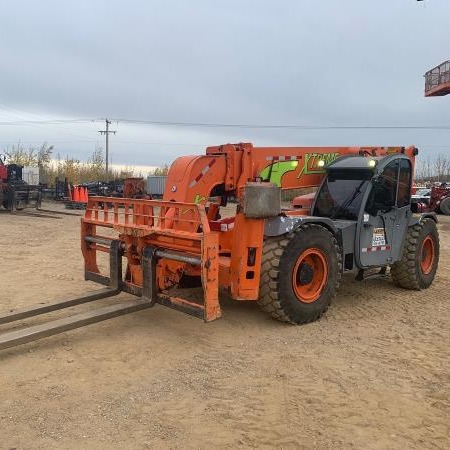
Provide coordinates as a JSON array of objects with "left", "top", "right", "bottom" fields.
[
  {"left": 0, "top": 154, "right": 42, "bottom": 211},
  {"left": 0, "top": 157, "right": 7, "bottom": 206},
  {"left": 411, "top": 185, "right": 450, "bottom": 215}
]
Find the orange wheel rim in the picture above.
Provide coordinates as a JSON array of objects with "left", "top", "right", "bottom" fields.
[
  {"left": 292, "top": 248, "right": 328, "bottom": 303},
  {"left": 420, "top": 236, "right": 435, "bottom": 275}
]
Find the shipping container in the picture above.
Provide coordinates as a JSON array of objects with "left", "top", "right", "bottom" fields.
[
  {"left": 22, "top": 166, "right": 40, "bottom": 185},
  {"left": 147, "top": 175, "right": 167, "bottom": 197}
]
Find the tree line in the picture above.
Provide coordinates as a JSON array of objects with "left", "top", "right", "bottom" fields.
[
  {"left": 415, "top": 154, "right": 450, "bottom": 183},
  {"left": 3, "top": 142, "right": 448, "bottom": 184},
  {"left": 2, "top": 143, "right": 169, "bottom": 184}
]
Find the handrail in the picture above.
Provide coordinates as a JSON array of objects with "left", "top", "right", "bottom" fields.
[
  {"left": 424, "top": 60, "right": 450, "bottom": 93},
  {"left": 84, "top": 196, "right": 211, "bottom": 235}
]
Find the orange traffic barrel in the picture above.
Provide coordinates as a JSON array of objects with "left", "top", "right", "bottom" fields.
[{"left": 73, "top": 186, "right": 80, "bottom": 202}]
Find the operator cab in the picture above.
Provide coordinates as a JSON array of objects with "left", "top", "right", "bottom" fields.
[
  {"left": 313, "top": 155, "right": 412, "bottom": 221},
  {"left": 312, "top": 154, "right": 413, "bottom": 270}
]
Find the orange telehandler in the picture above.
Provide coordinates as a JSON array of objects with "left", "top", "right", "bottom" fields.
[{"left": 0, "top": 143, "right": 440, "bottom": 350}]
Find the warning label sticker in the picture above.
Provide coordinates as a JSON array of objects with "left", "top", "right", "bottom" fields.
[{"left": 372, "top": 228, "right": 386, "bottom": 246}]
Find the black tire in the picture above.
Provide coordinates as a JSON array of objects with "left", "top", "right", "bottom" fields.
[
  {"left": 258, "top": 224, "right": 342, "bottom": 324},
  {"left": 439, "top": 197, "right": 450, "bottom": 215},
  {"left": 391, "top": 218, "right": 439, "bottom": 289}
]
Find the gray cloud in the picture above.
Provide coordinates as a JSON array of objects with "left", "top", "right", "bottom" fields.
[{"left": 0, "top": 0, "right": 449, "bottom": 167}]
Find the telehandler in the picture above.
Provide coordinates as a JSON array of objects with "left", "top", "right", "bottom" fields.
[{"left": 0, "top": 143, "right": 439, "bottom": 350}]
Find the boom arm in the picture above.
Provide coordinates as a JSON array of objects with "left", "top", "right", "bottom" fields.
[{"left": 163, "top": 143, "right": 418, "bottom": 205}]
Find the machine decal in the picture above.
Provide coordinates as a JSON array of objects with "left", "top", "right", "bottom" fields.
[
  {"left": 193, "top": 194, "right": 207, "bottom": 204},
  {"left": 297, "top": 152, "right": 340, "bottom": 177},
  {"left": 259, "top": 160, "right": 299, "bottom": 187},
  {"left": 260, "top": 152, "right": 340, "bottom": 186},
  {"left": 188, "top": 159, "right": 217, "bottom": 189},
  {"left": 362, "top": 245, "right": 391, "bottom": 253},
  {"left": 371, "top": 227, "right": 386, "bottom": 247}
]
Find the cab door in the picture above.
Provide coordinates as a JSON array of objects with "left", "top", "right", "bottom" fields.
[
  {"left": 356, "top": 157, "right": 412, "bottom": 268},
  {"left": 390, "top": 158, "right": 413, "bottom": 261}
]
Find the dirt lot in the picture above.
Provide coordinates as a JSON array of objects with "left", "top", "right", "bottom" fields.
[{"left": 0, "top": 202, "right": 449, "bottom": 449}]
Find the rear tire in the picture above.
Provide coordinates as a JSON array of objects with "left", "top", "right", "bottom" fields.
[
  {"left": 258, "top": 224, "right": 341, "bottom": 324},
  {"left": 439, "top": 197, "right": 450, "bottom": 215},
  {"left": 391, "top": 218, "right": 439, "bottom": 289}
]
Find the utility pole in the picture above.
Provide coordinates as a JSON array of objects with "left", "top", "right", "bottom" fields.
[{"left": 98, "top": 118, "right": 116, "bottom": 182}]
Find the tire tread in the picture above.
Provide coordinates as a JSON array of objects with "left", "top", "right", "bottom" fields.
[
  {"left": 391, "top": 218, "right": 439, "bottom": 290},
  {"left": 258, "top": 224, "right": 342, "bottom": 324}
]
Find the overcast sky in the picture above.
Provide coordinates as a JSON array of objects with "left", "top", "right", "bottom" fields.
[{"left": 0, "top": 0, "right": 449, "bottom": 171}]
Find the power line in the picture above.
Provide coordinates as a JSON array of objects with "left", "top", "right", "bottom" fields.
[
  {"left": 0, "top": 139, "right": 447, "bottom": 148},
  {"left": 0, "top": 119, "right": 95, "bottom": 126},
  {"left": 0, "top": 116, "right": 450, "bottom": 130},
  {"left": 113, "top": 118, "right": 450, "bottom": 130}
]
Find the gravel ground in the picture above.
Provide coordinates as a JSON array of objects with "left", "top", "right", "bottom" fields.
[{"left": 0, "top": 202, "right": 449, "bottom": 449}]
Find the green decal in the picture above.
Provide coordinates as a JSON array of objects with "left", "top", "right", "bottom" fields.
[
  {"left": 259, "top": 160, "right": 299, "bottom": 187},
  {"left": 260, "top": 152, "right": 340, "bottom": 186},
  {"left": 194, "top": 194, "right": 206, "bottom": 204}
]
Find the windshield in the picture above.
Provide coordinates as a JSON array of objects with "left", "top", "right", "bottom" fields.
[{"left": 313, "top": 177, "right": 370, "bottom": 220}]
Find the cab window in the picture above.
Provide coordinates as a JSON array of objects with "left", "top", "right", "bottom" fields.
[
  {"left": 397, "top": 159, "right": 412, "bottom": 207},
  {"left": 365, "top": 160, "right": 399, "bottom": 215}
]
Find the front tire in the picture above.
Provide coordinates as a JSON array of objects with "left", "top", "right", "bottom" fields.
[
  {"left": 258, "top": 224, "right": 342, "bottom": 324},
  {"left": 391, "top": 218, "right": 439, "bottom": 289},
  {"left": 439, "top": 197, "right": 450, "bottom": 216}
]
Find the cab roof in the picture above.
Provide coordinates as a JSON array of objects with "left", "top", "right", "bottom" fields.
[{"left": 326, "top": 156, "right": 381, "bottom": 171}]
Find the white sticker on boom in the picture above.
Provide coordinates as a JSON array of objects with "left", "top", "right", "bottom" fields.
[{"left": 372, "top": 228, "right": 386, "bottom": 247}]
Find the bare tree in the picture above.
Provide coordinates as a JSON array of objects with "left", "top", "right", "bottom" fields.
[
  {"left": 4, "top": 142, "right": 53, "bottom": 169},
  {"left": 433, "top": 154, "right": 448, "bottom": 182},
  {"left": 415, "top": 152, "right": 450, "bottom": 183},
  {"left": 149, "top": 164, "right": 169, "bottom": 176}
]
